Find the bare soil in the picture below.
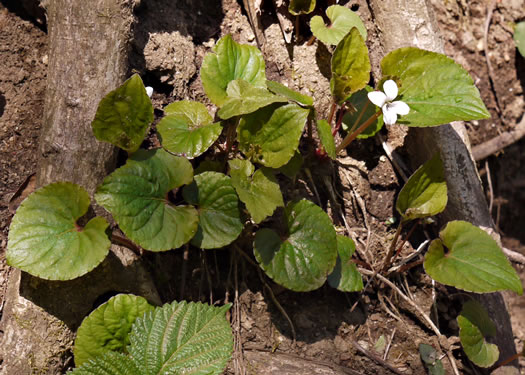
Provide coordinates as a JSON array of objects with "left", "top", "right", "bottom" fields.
[{"left": 0, "top": 0, "right": 524, "bottom": 374}]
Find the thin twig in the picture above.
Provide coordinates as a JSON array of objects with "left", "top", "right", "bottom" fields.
[
  {"left": 383, "top": 328, "right": 397, "bottom": 361},
  {"left": 472, "top": 115, "right": 525, "bottom": 160},
  {"left": 348, "top": 337, "right": 405, "bottom": 375},
  {"left": 483, "top": 0, "right": 503, "bottom": 116},
  {"left": 485, "top": 160, "right": 494, "bottom": 214},
  {"left": 336, "top": 112, "right": 381, "bottom": 153}
]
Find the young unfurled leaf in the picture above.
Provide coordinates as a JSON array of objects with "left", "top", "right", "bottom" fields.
[
  {"left": 266, "top": 80, "right": 314, "bottom": 107},
  {"left": 424, "top": 221, "right": 523, "bottom": 294},
  {"left": 7, "top": 182, "right": 110, "bottom": 280},
  {"left": 396, "top": 153, "right": 447, "bottom": 222},
  {"left": 157, "top": 101, "right": 222, "bottom": 159},
  {"left": 288, "top": 0, "right": 316, "bottom": 16},
  {"left": 380, "top": 48, "right": 490, "bottom": 126},
  {"left": 95, "top": 149, "right": 198, "bottom": 251},
  {"left": 218, "top": 79, "right": 287, "bottom": 119},
  {"left": 229, "top": 159, "right": 284, "bottom": 224},
  {"left": 253, "top": 199, "right": 337, "bottom": 291},
  {"left": 92, "top": 74, "right": 153, "bottom": 153},
  {"left": 310, "top": 5, "right": 367, "bottom": 46},
  {"left": 514, "top": 21, "right": 525, "bottom": 58},
  {"left": 238, "top": 103, "right": 310, "bottom": 168},
  {"left": 419, "top": 344, "right": 445, "bottom": 375},
  {"left": 183, "top": 172, "right": 243, "bottom": 249},
  {"left": 316, "top": 119, "right": 336, "bottom": 159},
  {"left": 330, "top": 27, "right": 370, "bottom": 104},
  {"left": 201, "top": 35, "right": 266, "bottom": 107},
  {"left": 74, "top": 294, "right": 154, "bottom": 366},
  {"left": 71, "top": 301, "right": 233, "bottom": 375},
  {"left": 342, "top": 86, "right": 384, "bottom": 138},
  {"left": 457, "top": 300, "right": 499, "bottom": 368},
  {"left": 327, "top": 235, "right": 363, "bottom": 292}
]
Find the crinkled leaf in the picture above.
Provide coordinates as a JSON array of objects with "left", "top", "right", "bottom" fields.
[
  {"left": 514, "top": 22, "right": 525, "bottom": 58},
  {"left": 201, "top": 35, "right": 266, "bottom": 106},
  {"left": 424, "top": 221, "right": 523, "bottom": 294},
  {"left": 7, "top": 182, "right": 110, "bottom": 280},
  {"left": 95, "top": 149, "right": 198, "bottom": 251},
  {"left": 266, "top": 80, "right": 314, "bottom": 107},
  {"left": 342, "top": 86, "right": 384, "bottom": 138},
  {"left": 92, "top": 74, "right": 154, "bottom": 153},
  {"left": 218, "top": 79, "right": 287, "bottom": 119},
  {"left": 238, "top": 103, "right": 309, "bottom": 168},
  {"left": 396, "top": 153, "right": 447, "bottom": 222},
  {"left": 457, "top": 300, "right": 499, "bottom": 368},
  {"left": 419, "top": 344, "right": 445, "bottom": 375},
  {"left": 228, "top": 159, "right": 284, "bottom": 224},
  {"left": 330, "top": 27, "right": 371, "bottom": 103},
  {"left": 288, "top": 0, "right": 316, "bottom": 15},
  {"left": 381, "top": 47, "right": 490, "bottom": 126},
  {"left": 69, "top": 351, "right": 139, "bottom": 375},
  {"left": 253, "top": 199, "right": 337, "bottom": 291},
  {"left": 310, "top": 5, "right": 367, "bottom": 46},
  {"left": 316, "top": 119, "right": 336, "bottom": 159},
  {"left": 74, "top": 294, "right": 154, "bottom": 367},
  {"left": 163, "top": 100, "right": 214, "bottom": 125},
  {"left": 183, "top": 172, "right": 243, "bottom": 249},
  {"left": 328, "top": 235, "right": 363, "bottom": 292}
]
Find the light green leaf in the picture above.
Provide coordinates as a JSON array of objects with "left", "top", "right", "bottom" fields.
[
  {"left": 69, "top": 351, "right": 139, "bottom": 375},
  {"left": 253, "top": 199, "right": 337, "bottom": 291},
  {"left": 310, "top": 5, "right": 367, "bottom": 46},
  {"left": 7, "top": 182, "right": 110, "bottom": 280},
  {"left": 396, "top": 153, "right": 447, "bottom": 222},
  {"left": 514, "top": 22, "right": 525, "bottom": 57},
  {"left": 92, "top": 74, "right": 153, "bottom": 153},
  {"left": 95, "top": 149, "right": 198, "bottom": 251},
  {"left": 183, "top": 172, "right": 243, "bottom": 249},
  {"left": 342, "top": 86, "right": 384, "bottom": 138},
  {"left": 380, "top": 47, "right": 490, "bottom": 126},
  {"left": 457, "top": 300, "right": 499, "bottom": 368},
  {"left": 327, "top": 235, "right": 363, "bottom": 292},
  {"left": 218, "top": 79, "right": 287, "bottom": 119},
  {"left": 238, "top": 103, "right": 310, "bottom": 168},
  {"left": 330, "top": 27, "right": 371, "bottom": 103},
  {"left": 228, "top": 159, "right": 284, "bottom": 224},
  {"left": 163, "top": 100, "right": 214, "bottom": 125},
  {"left": 424, "top": 221, "right": 523, "bottom": 294},
  {"left": 266, "top": 80, "right": 314, "bottom": 107},
  {"left": 74, "top": 294, "right": 154, "bottom": 367},
  {"left": 316, "top": 119, "right": 336, "bottom": 159},
  {"left": 289, "top": 0, "right": 316, "bottom": 16},
  {"left": 201, "top": 35, "right": 266, "bottom": 107}
]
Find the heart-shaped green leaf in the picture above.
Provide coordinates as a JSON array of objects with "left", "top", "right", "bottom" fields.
[
  {"left": 316, "top": 119, "right": 336, "bottom": 159},
  {"left": 7, "top": 182, "right": 110, "bottom": 280},
  {"left": 327, "top": 235, "right": 363, "bottom": 292},
  {"left": 71, "top": 301, "right": 233, "bottom": 375},
  {"left": 253, "top": 199, "right": 337, "bottom": 291},
  {"left": 163, "top": 100, "right": 214, "bottom": 125},
  {"left": 342, "top": 86, "right": 384, "bottom": 138},
  {"left": 266, "top": 80, "right": 314, "bottom": 107},
  {"left": 380, "top": 47, "right": 490, "bottom": 126},
  {"left": 218, "top": 79, "right": 287, "bottom": 120},
  {"left": 92, "top": 74, "right": 154, "bottom": 153},
  {"left": 396, "top": 153, "right": 447, "bottom": 222},
  {"left": 228, "top": 159, "right": 284, "bottom": 224},
  {"left": 74, "top": 294, "right": 154, "bottom": 367},
  {"left": 238, "top": 103, "right": 310, "bottom": 168},
  {"left": 424, "top": 221, "right": 523, "bottom": 294},
  {"left": 95, "top": 149, "right": 198, "bottom": 251},
  {"left": 514, "top": 21, "right": 525, "bottom": 57},
  {"left": 310, "top": 5, "right": 367, "bottom": 46},
  {"left": 289, "top": 0, "right": 316, "bottom": 16},
  {"left": 183, "top": 172, "right": 243, "bottom": 249},
  {"left": 201, "top": 35, "right": 266, "bottom": 107},
  {"left": 330, "top": 27, "right": 371, "bottom": 104},
  {"left": 457, "top": 300, "right": 499, "bottom": 368}
]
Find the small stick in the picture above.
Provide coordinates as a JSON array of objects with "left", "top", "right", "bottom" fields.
[
  {"left": 327, "top": 100, "right": 337, "bottom": 125},
  {"left": 336, "top": 112, "right": 381, "bottom": 153},
  {"left": 381, "top": 222, "right": 404, "bottom": 272},
  {"left": 485, "top": 160, "right": 494, "bottom": 214},
  {"left": 348, "top": 337, "right": 405, "bottom": 375},
  {"left": 472, "top": 115, "right": 525, "bottom": 160},
  {"left": 483, "top": 0, "right": 503, "bottom": 116}
]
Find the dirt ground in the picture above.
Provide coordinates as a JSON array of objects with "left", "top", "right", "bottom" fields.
[{"left": 0, "top": 0, "right": 524, "bottom": 374}]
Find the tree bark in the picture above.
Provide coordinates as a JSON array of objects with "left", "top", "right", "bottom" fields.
[
  {"left": 0, "top": 1, "right": 160, "bottom": 373},
  {"left": 368, "top": 0, "right": 519, "bottom": 372}
]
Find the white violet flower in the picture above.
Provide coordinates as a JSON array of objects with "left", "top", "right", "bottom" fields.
[
  {"left": 367, "top": 80, "right": 410, "bottom": 125},
  {"left": 145, "top": 86, "right": 153, "bottom": 98}
]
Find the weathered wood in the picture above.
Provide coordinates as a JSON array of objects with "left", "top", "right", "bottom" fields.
[{"left": 368, "top": 0, "right": 519, "bottom": 372}]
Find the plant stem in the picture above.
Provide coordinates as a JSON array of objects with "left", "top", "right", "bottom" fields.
[
  {"left": 381, "top": 222, "right": 404, "bottom": 272},
  {"left": 332, "top": 103, "right": 346, "bottom": 135},
  {"left": 111, "top": 233, "right": 141, "bottom": 256},
  {"left": 336, "top": 111, "right": 381, "bottom": 154},
  {"left": 327, "top": 100, "right": 337, "bottom": 126},
  {"left": 393, "top": 220, "right": 419, "bottom": 260}
]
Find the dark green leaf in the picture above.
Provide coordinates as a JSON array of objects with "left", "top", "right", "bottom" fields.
[
  {"left": 289, "top": 0, "right": 316, "bottom": 15},
  {"left": 310, "top": 5, "right": 367, "bottom": 45},
  {"left": 419, "top": 344, "right": 445, "bottom": 375},
  {"left": 316, "top": 119, "right": 336, "bottom": 159},
  {"left": 342, "top": 86, "right": 384, "bottom": 138},
  {"left": 92, "top": 74, "right": 154, "bottom": 153},
  {"left": 277, "top": 151, "right": 303, "bottom": 179},
  {"left": 7, "top": 182, "right": 110, "bottom": 280},
  {"left": 95, "top": 149, "right": 198, "bottom": 251},
  {"left": 266, "top": 80, "right": 314, "bottom": 107},
  {"left": 327, "top": 235, "right": 363, "bottom": 292}
]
